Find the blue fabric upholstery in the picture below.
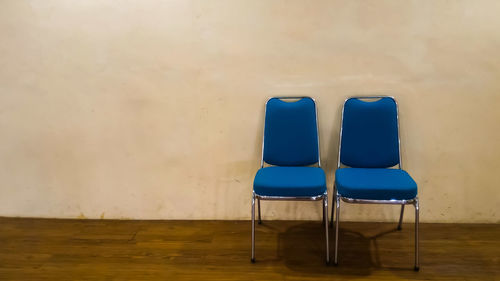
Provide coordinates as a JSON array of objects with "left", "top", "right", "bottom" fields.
[
  {"left": 336, "top": 168, "right": 417, "bottom": 200},
  {"left": 340, "top": 97, "right": 400, "bottom": 168},
  {"left": 263, "top": 98, "right": 319, "bottom": 166},
  {"left": 254, "top": 167, "right": 326, "bottom": 197}
]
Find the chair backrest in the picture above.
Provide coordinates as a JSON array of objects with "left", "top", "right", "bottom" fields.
[
  {"left": 339, "top": 97, "right": 400, "bottom": 168},
  {"left": 263, "top": 97, "right": 320, "bottom": 167}
]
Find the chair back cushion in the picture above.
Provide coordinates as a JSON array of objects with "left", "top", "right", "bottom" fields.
[
  {"left": 340, "top": 97, "right": 400, "bottom": 168},
  {"left": 263, "top": 97, "right": 319, "bottom": 166}
]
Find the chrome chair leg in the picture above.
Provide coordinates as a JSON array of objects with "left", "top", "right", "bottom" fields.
[
  {"left": 251, "top": 193, "right": 256, "bottom": 263},
  {"left": 322, "top": 197, "right": 326, "bottom": 225},
  {"left": 330, "top": 189, "right": 336, "bottom": 227},
  {"left": 397, "top": 204, "right": 405, "bottom": 230},
  {"left": 323, "top": 194, "right": 330, "bottom": 264},
  {"left": 258, "top": 198, "right": 262, "bottom": 224},
  {"left": 334, "top": 196, "right": 340, "bottom": 265},
  {"left": 414, "top": 198, "right": 420, "bottom": 271}
]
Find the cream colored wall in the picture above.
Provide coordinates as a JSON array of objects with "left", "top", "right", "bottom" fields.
[{"left": 1, "top": 0, "right": 499, "bottom": 223}]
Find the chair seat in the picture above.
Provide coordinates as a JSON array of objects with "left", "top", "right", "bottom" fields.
[
  {"left": 254, "top": 167, "right": 326, "bottom": 197},
  {"left": 336, "top": 168, "right": 417, "bottom": 200}
]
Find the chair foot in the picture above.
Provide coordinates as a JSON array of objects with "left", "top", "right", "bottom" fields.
[
  {"left": 397, "top": 225, "right": 402, "bottom": 231},
  {"left": 325, "top": 260, "right": 330, "bottom": 265},
  {"left": 333, "top": 261, "right": 338, "bottom": 266},
  {"left": 258, "top": 220, "right": 262, "bottom": 225},
  {"left": 414, "top": 266, "right": 419, "bottom": 271},
  {"left": 251, "top": 258, "right": 255, "bottom": 263},
  {"left": 329, "top": 221, "right": 333, "bottom": 227}
]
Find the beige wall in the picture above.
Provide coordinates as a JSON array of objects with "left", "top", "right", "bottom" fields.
[{"left": 1, "top": 0, "right": 499, "bottom": 223}]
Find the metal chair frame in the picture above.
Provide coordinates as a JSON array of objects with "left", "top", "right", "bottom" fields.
[
  {"left": 329, "top": 96, "right": 420, "bottom": 271},
  {"left": 252, "top": 96, "right": 329, "bottom": 264}
]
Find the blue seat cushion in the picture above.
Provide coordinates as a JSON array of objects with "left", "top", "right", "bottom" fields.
[
  {"left": 336, "top": 168, "right": 417, "bottom": 200},
  {"left": 254, "top": 167, "right": 326, "bottom": 197}
]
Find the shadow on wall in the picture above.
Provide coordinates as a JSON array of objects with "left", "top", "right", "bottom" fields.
[
  {"left": 214, "top": 103, "right": 265, "bottom": 219},
  {"left": 325, "top": 100, "right": 343, "bottom": 191}
]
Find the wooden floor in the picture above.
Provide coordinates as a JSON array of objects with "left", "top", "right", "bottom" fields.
[{"left": 0, "top": 218, "right": 498, "bottom": 280}]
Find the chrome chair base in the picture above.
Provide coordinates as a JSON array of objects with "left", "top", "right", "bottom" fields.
[
  {"left": 251, "top": 192, "right": 330, "bottom": 264},
  {"left": 330, "top": 193, "right": 420, "bottom": 269}
]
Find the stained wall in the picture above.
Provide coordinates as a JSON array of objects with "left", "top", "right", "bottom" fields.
[{"left": 1, "top": 1, "right": 499, "bottom": 222}]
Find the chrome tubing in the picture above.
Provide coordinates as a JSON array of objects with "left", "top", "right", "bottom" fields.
[
  {"left": 334, "top": 195, "right": 340, "bottom": 265},
  {"left": 258, "top": 198, "right": 262, "bottom": 224},
  {"left": 398, "top": 204, "right": 405, "bottom": 230},
  {"left": 330, "top": 185, "right": 336, "bottom": 226},
  {"left": 251, "top": 193, "right": 256, "bottom": 262},
  {"left": 323, "top": 194, "right": 330, "bottom": 263},
  {"left": 414, "top": 198, "right": 420, "bottom": 271}
]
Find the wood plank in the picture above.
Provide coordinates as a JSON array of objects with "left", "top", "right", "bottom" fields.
[{"left": 0, "top": 218, "right": 498, "bottom": 280}]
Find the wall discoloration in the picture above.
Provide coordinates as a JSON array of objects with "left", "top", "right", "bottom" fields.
[{"left": 0, "top": 0, "right": 499, "bottom": 222}]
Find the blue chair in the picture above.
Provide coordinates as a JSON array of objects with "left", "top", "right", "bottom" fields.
[
  {"left": 330, "top": 96, "right": 420, "bottom": 270},
  {"left": 252, "top": 97, "right": 329, "bottom": 264}
]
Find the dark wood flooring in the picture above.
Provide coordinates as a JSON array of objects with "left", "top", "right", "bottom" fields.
[{"left": 0, "top": 218, "right": 498, "bottom": 280}]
